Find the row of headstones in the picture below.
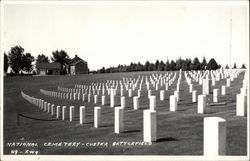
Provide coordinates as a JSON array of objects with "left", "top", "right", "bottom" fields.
[
  {"left": 42, "top": 75, "right": 247, "bottom": 116},
  {"left": 69, "top": 73, "right": 177, "bottom": 95},
  {"left": 186, "top": 69, "right": 243, "bottom": 83},
  {"left": 184, "top": 70, "right": 243, "bottom": 93},
  {"left": 21, "top": 90, "right": 227, "bottom": 156},
  {"left": 44, "top": 80, "right": 224, "bottom": 114},
  {"left": 55, "top": 73, "right": 177, "bottom": 99},
  {"left": 185, "top": 68, "right": 242, "bottom": 96},
  {"left": 187, "top": 71, "right": 248, "bottom": 116}
]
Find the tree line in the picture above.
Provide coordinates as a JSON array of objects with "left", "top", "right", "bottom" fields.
[
  {"left": 96, "top": 57, "right": 246, "bottom": 73},
  {"left": 4, "top": 45, "right": 72, "bottom": 75},
  {"left": 4, "top": 45, "right": 247, "bottom": 76}
]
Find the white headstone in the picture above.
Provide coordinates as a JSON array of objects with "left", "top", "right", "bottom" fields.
[
  {"left": 101, "top": 95, "right": 106, "bottom": 105},
  {"left": 213, "top": 89, "right": 219, "bottom": 102},
  {"left": 114, "top": 107, "right": 124, "bottom": 133},
  {"left": 198, "top": 95, "right": 206, "bottom": 114},
  {"left": 82, "top": 94, "right": 86, "bottom": 102},
  {"left": 204, "top": 117, "right": 226, "bottom": 156},
  {"left": 133, "top": 96, "right": 139, "bottom": 110},
  {"left": 143, "top": 109, "right": 157, "bottom": 143},
  {"left": 110, "top": 89, "right": 115, "bottom": 107},
  {"left": 94, "top": 95, "right": 98, "bottom": 104},
  {"left": 80, "top": 106, "right": 86, "bottom": 124},
  {"left": 221, "top": 86, "right": 226, "bottom": 95},
  {"left": 189, "top": 84, "right": 193, "bottom": 93},
  {"left": 226, "top": 78, "right": 231, "bottom": 87},
  {"left": 202, "top": 79, "right": 211, "bottom": 95},
  {"left": 160, "top": 90, "right": 165, "bottom": 101},
  {"left": 56, "top": 106, "right": 61, "bottom": 118},
  {"left": 149, "top": 96, "right": 156, "bottom": 111},
  {"left": 88, "top": 94, "right": 91, "bottom": 102},
  {"left": 137, "top": 90, "right": 141, "bottom": 98},
  {"left": 192, "top": 90, "right": 197, "bottom": 103},
  {"left": 170, "top": 95, "right": 177, "bottom": 111},
  {"left": 174, "top": 91, "right": 179, "bottom": 102},
  {"left": 69, "top": 106, "right": 75, "bottom": 121},
  {"left": 121, "top": 97, "right": 126, "bottom": 108},
  {"left": 51, "top": 104, "right": 55, "bottom": 116},
  {"left": 148, "top": 90, "right": 151, "bottom": 99},
  {"left": 47, "top": 103, "right": 51, "bottom": 113},
  {"left": 94, "top": 107, "right": 101, "bottom": 128},
  {"left": 236, "top": 94, "right": 247, "bottom": 116},
  {"left": 128, "top": 89, "right": 132, "bottom": 97},
  {"left": 62, "top": 106, "right": 66, "bottom": 120}
]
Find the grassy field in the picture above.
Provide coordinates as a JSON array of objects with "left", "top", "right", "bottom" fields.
[{"left": 3, "top": 71, "right": 247, "bottom": 155}]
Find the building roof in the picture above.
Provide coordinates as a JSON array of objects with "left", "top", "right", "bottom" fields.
[
  {"left": 68, "top": 55, "right": 87, "bottom": 66},
  {"left": 36, "top": 62, "right": 61, "bottom": 69}
]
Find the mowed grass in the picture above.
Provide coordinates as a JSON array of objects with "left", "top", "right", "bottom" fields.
[{"left": 4, "top": 71, "right": 247, "bottom": 155}]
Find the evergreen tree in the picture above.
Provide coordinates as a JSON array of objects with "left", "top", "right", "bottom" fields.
[
  {"left": 241, "top": 64, "right": 246, "bottom": 69},
  {"left": 154, "top": 60, "right": 160, "bottom": 71},
  {"left": 145, "top": 61, "right": 150, "bottom": 71},
  {"left": 181, "top": 61, "right": 188, "bottom": 71},
  {"left": 233, "top": 62, "right": 237, "bottom": 69},
  {"left": 170, "top": 60, "right": 176, "bottom": 71},
  {"left": 164, "top": 60, "right": 170, "bottom": 71},
  {"left": 200, "top": 57, "right": 207, "bottom": 70},
  {"left": 207, "top": 58, "right": 219, "bottom": 70},
  {"left": 225, "top": 64, "right": 229, "bottom": 69},
  {"left": 158, "top": 61, "right": 165, "bottom": 71},
  {"left": 190, "top": 57, "right": 201, "bottom": 70},
  {"left": 149, "top": 63, "right": 154, "bottom": 71},
  {"left": 4, "top": 53, "right": 8, "bottom": 73},
  {"left": 176, "top": 57, "right": 183, "bottom": 70}
]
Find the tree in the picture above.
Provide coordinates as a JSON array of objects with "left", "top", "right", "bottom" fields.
[
  {"left": 241, "top": 64, "right": 246, "bottom": 69},
  {"left": 200, "top": 57, "right": 207, "bottom": 70},
  {"left": 190, "top": 57, "right": 200, "bottom": 70},
  {"left": 23, "top": 53, "right": 34, "bottom": 73},
  {"left": 176, "top": 57, "right": 183, "bottom": 70},
  {"left": 154, "top": 60, "right": 160, "bottom": 71},
  {"left": 185, "top": 58, "right": 192, "bottom": 70},
  {"left": 170, "top": 60, "right": 176, "bottom": 71},
  {"left": 51, "top": 50, "right": 70, "bottom": 69},
  {"left": 136, "top": 62, "right": 144, "bottom": 71},
  {"left": 164, "top": 60, "right": 170, "bottom": 71},
  {"left": 181, "top": 60, "right": 188, "bottom": 71},
  {"left": 4, "top": 53, "right": 8, "bottom": 73},
  {"left": 206, "top": 58, "right": 219, "bottom": 70},
  {"left": 8, "top": 46, "right": 25, "bottom": 75},
  {"left": 158, "top": 61, "right": 165, "bottom": 71},
  {"left": 225, "top": 64, "right": 229, "bottom": 69},
  {"left": 36, "top": 54, "right": 50, "bottom": 63},
  {"left": 144, "top": 61, "right": 150, "bottom": 71},
  {"left": 149, "top": 63, "right": 154, "bottom": 71},
  {"left": 218, "top": 64, "right": 221, "bottom": 69},
  {"left": 233, "top": 62, "right": 237, "bottom": 69}
]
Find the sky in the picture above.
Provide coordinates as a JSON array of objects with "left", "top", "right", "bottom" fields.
[{"left": 2, "top": 1, "right": 249, "bottom": 70}]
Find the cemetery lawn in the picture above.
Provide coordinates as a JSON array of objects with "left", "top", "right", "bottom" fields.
[{"left": 3, "top": 71, "right": 247, "bottom": 155}]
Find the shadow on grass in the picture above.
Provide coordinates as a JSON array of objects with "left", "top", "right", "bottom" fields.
[
  {"left": 123, "top": 130, "right": 140, "bottom": 133},
  {"left": 178, "top": 102, "right": 196, "bottom": 106},
  {"left": 101, "top": 124, "right": 113, "bottom": 128},
  {"left": 84, "top": 121, "right": 94, "bottom": 124},
  {"left": 176, "top": 109, "right": 187, "bottom": 112},
  {"left": 156, "top": 137, "right": 177, "bottom": 142},
  {"left": 204, "top": 111, "right": 217, "bottom": 114}
]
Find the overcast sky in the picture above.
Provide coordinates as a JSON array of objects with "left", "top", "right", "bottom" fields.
[{"left": 3, "top": 1, "right": 249, "bottom": 70}]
